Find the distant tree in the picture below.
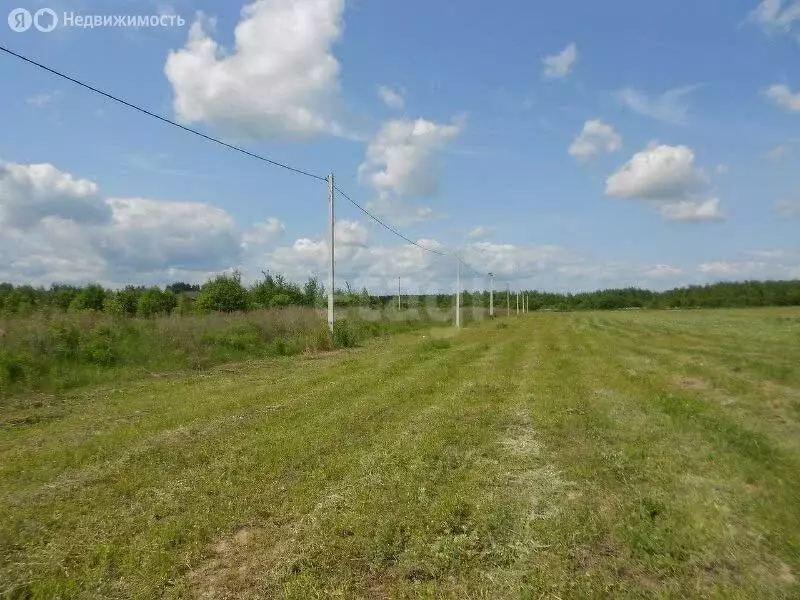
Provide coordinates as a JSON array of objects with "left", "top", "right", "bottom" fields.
[
  {"left": 104, "top": 286, "right": 139, "bottom": 317},
  {"left": 304, "top": 277, "right": 324, "bottom": 307},
  {"left": 1, "top": 286, "right": 38, "bottom": 314},
  {"left": 166, "top": 282, "right": 200, "bottom": 294},
  {"left": 137, "top": 287, "right": 177, "bottom": 317},
  {"left": 270, "top": 293, "right": 292, "bottom": 307},
  {"left": 70, "top": 284, "right": 106, "bottom": 312},
  {"left": 51, "top": 285, "right": 80, "bottom": 311},
  {"left": 360, "top": 287, "right": 371, "bottom": 307},
  {"left": 197, "top": 273, "right": 249, "bottom": 313},
  {"left": 175, "top": 294, "right": 196, "bottom": 316}
]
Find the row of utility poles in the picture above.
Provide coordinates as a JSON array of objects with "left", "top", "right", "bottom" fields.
[
  {"left": 454, "top": 267, "right": 530, "bottom": 329},
  {"left": 327, "top": 173, "right": 530, "bottom": 334}
]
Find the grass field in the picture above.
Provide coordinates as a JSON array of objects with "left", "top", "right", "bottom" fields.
[{"left": 1, "top": 309, "right": 799, "bottom": 599}]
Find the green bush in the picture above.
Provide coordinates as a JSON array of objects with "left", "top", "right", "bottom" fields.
[
  {"left": 197, "top": 274, "right": 249, "bottom": 313},
  {"left": 50, "top": 321, "right": 81, "bottom": 360},
  {"left": 137, "top": 288, "right": 177, "bottom": 318},
  {"left": 202, "top": 322, "right": 262, "bottom": 352},
  {"left": 52, "top": 286, "right": 79, "bottom": 311},
  {"left": 81, "top": 325, "right": 118, "bottom": 366},
  {"left": 270, "top": 293, "right": 292, "bottom": 308},
  {"left": 175, "top": 295, "right": 196, "bottom": 316},
  {"left": 70, "top": 284, "right": 107, "bottom": 312},
  {"left": 423, "top": 338, "right": 452, "bottom": 351},
  {"left": 333, "top": 320, "right": 359, "bottom": 348},
  {"left": 105, "top": 287, "right": 139, "bottom": 317},
  {"left": 0, "top": 351, "right": 31, "bottom": 388}
]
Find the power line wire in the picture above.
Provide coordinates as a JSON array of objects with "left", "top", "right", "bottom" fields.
[
  {"left": 0, "top": 45, "right": 457, "bottom": 261},
  {"left": 0, "top": 45, "right": 328, "bottom": 182},
  {"left": 333, "top": 184, "right": 447, "bottom": 256},
  {"left": 460, "top": 260, "right": 488, "bottom": 279}
]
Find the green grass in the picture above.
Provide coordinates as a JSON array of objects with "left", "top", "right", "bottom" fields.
[
  {"left": 1, "top": 308, "right": 799, "bottom": 598},
  {"left": 0, "top": 307, "right": 458, "bottom": 400}
]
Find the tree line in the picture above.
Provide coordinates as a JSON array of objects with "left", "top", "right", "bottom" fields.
[{"left": 1, "top": 276, "right": 799, "bottom": 317}]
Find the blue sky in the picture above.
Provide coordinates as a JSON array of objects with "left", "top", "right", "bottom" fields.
[{"left": 0, "top": 0, "right": 798, "bottom": 294}]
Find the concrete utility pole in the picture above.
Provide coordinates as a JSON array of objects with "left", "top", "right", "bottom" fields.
[
  {"left": 327, "top": 173, "right": 335, "bottom": 333},
  {"left": 506, "top": 285, "right": 510, "bottom": 317},
  {"left": 489, "top": 272, "right": 494, "bottom": 317},
  {"left": 398, "top": 276, "right": 401, "bottom": 311},
  {"left": 455, "top": 255, "right": 461, "bottom": 328},
  {"left": 516, "top": 291, "right": 520, "bottom": 315}
]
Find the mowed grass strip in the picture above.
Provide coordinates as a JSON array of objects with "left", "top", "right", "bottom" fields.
[{"left": 1, "top": 309, "right": 799, "bottom": 599}]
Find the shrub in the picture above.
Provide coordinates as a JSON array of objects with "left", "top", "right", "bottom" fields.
[
  {"left": 197, "top": 274, "right": 249, "bottom": 313},
  {"left": 202, "top": 322, "right": 262, "bottom": 352},
  {"left": 81, "top": 325, "right": 118, "bottom": 366},
  {"left": 137, "top": 288, "right": 177, "bottom": 318},
  {"left": 333, "top": 320, "right": 359, "bottom": 348},
  {"left": 51, "top": 286, "right": 79, "bottom": 311},
  {"left": 105, "top": 287, "right": 139, "bottom": 317},
  {"left": 51, "top": 320, "right": 81, "bottom": 360},
  {"left": 70, "top": 284, "right": 107, "bottom": 312},
  {"left": 175, "top": 295, "right": 196, "bottom": 316},
  {"left": 0, "top": 350, "right": 31, "bottom": 388},
  {"left": 2, "top": 289, "right": 34, "bottom": 314},
  {"left": 270, "top": 293, "right": 292, "bottom": 308}
]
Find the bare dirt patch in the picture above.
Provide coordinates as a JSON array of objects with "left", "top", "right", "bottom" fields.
[
  {"left": 778, "top": 562, "right": 796, "bottom": 585},
  {"left": 187, "top": 526, "right": 268, "bottom": 600},
  {"left": 675, "top": 377, "right": 710, "bottom": 391},
  {"left": 744, "top": 482, "right": 764, "bottom": 494}
]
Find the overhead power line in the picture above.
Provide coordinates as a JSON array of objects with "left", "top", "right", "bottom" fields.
[
  {"left": 0, "top": 45, "right": 328, "bottom": 182},
  {"left": 0, "top": 45, "right": 452, "bottom": 259},
  {"left": 459, "top": 259, "right": 489, "bottom": 279},
  {"left": 333, "top": 184, "right": 447, "bottom": 256}
]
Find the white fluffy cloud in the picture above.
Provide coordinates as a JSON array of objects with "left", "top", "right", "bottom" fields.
[
  {"left": 568, "top": 119, "right": 622, "bottom": 160},
  {"left": 0, "top": 160, "right": 256, "bottom": 285},
  {"left": 358, "top": 117, "right": 462, "bottom": 223},
  {"left": 0, "top": 161, "right": 111, "bottom": 229},
  {"left": 5, "top": 159, "right": 782, "bottom": 292},
  {"left": 750, "top": 0, "right": 800, "bottom": 32},
  {"left": 606, "top": 144, "right": 707, "bottom": 200},
  {"left": 697, "top": 250, "right": 800, "bottom": 281},
  {"left": 242, "top": 217, "right": 286, "bottom": 247},
  {"left": 263, "top": 237, "right": 570, "bottom": 293},
  {"left": 645, "top": 264, "right": 684, "bottom": 278},
  {"left": 0, "top": 218, "right": 107, "bottom": 284},
  {"left": 377, "top": 85, "right": 405, "bottom": 110},
  {"left": 335, "top": 219, "right": 370, "bottom": 246},
  {"left": 617, "top": 85, "right": 700, "bottom": 124},
  {"left": 606, "top": 144, "right": 724, "bottom": 221},
  {"left": 765, "top": 84, "right": 800, "bottom": 112},
  {"left": 699, "top": 261, "right": 765, "bottom": 276},
  {"left": 467, "top": 226, "right": 493, "bottom": 240},
  {"left": 543, "top": 43, "right": 577, "bottom": 79},
  {"left": 165, "top": 0, "right": 344, "bottom": 139},
  {"left": 463, "top": 242, "right": 565, "bottom": 278},
  {"left": 100, "top": 198, "right": 242, "bottom": 274},
  {"left": 26, "top": 91, "right": 59, "bottom": 108},
  {"left": 659, "top": 198, "right": 723, "bottom": 222}
]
